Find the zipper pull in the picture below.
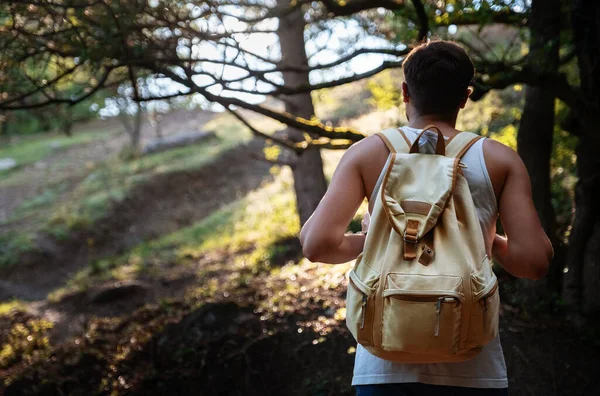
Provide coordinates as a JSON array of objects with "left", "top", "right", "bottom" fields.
[
  {"left": 482, "top": 297, "right": 488, "bottom": 334},
  {"left": 435, "top": 297, "right": 443, "bottom": 336},
  {"left": 360, "top": 294, "right": 367, "bottom": 329}
]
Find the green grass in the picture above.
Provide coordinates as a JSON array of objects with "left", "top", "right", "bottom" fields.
[
  {"left": 0, "top": 300, "right": 26, "bottom": 316},
  {"left": 0, "top": 232, "right": 35, "bottom": 268},
  {"left": 49, "top": 165, "right": 298, "bottom": 299},
  {"left": 0, "top": 129, "right": 111, "bottom": 176},
  {"left": 2, "top": 181, "right": 71, "bottom": 227}
]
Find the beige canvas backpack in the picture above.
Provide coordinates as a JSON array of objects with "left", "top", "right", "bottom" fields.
[{"left": 346, "top": 125, "right": 500, "bottom": 363}]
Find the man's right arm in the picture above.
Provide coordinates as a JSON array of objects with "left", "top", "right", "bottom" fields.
[{"left": 484, "top": 139, "right": 553, "bottom": 280}]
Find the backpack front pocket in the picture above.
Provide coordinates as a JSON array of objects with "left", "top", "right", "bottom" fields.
[
  {"left": 346, "top": 270, "right": 376, "bottom": 346},
  {"left": 381, "top": 274, "right": 463, "bottom": 355}
]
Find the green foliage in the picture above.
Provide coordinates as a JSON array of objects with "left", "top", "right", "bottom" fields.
[
  {"left": 312, "top": 81, "right": 372, "bottom": 121},
  {"left": 0, "top": 300, "right": 26, "bottom": 315},
  {"left": 366, "top": 70, "right": 404, "bottom": 111},
  {"left": 0, "top": 99, "right": 104, "bottom": 137},
  {"left": 347, "top": 218, "right": 363, "bottom": 234},
  {"left": 0, "top": 318, "right": 53, "bottom": 369},
  {"left": 551, "top": 100, "right": 578, "bottom": 241},
  {"left": 491, "top": 124, "right": 518, "bottom": 149},
  {"left": 459, "top": 85, "right": 525, "bottom": 137}
]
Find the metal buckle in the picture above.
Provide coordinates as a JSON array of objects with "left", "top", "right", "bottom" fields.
[{"left": 403, "top": 233, "right": 418, "bottom": 243}]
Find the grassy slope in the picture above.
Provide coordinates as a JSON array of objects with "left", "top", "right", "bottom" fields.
[
  {"left": 0, "top": 113, "right": 254, "bottom": 268},
  {"left": 0, "top": 128, "right": 113, "bottom": 187}
]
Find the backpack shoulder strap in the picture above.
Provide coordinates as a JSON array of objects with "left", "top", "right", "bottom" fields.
[
  {"left": 376, "top": 128, "right": 412, "bottom": 153},
  {"left": 445, "top": 132, "right": 484, "bottom": 159}
]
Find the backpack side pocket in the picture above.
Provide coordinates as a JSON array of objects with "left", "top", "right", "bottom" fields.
[
  {"left": 346, "top": 270, "right": 377, "bottom": 346},
  {"left": 466, "top": 258, "right": 500, "bottom": 349}
]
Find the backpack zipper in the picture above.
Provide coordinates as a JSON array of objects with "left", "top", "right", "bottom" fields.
[
  {"left": 349, "top": 279, "right": 368, "bottom": 329},
  {"left": 383, "top": 289, "right": 464, "bottom": 301},
  {"left": 348, "top": 272, "right": 377, "bottom": 346},
  {"left": 435, "top": 298, "right": 442, "bottom": 336},
  {"left": 360, "top": 294, "right": 367, "bottom": 329},
  {"left": 480, "top": 282, "right": 498, "bottom": 334},
  {"left": 388, "top": 294, "right": 459, "bottom": 337}
]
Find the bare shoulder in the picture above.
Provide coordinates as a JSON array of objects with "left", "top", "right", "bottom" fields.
[
  {"left": 339, "top": 134, "right": 391, "bottom": 197},
  {"left": 481, "top": 138, "right": 524, "bottom": 199},
  {"left": 482, "top": 138, "right": 520, "bottom": 163},
  {"left": 350, "top": 134, "right": 389, "bottom": 153},
  {"left": 343, "top": 134, "right": 389, "bottom": 164}
]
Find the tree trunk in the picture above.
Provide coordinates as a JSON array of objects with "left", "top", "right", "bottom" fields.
[
  {"left": 277, "top": 2, "right": 328, "bottom": 226},
  {"left": 154, "top": 115, "right": 163, "bottom": 140},
  {"left": 131, "top": 105, "right": 142, "bottom": 151},
  {"left": 0, "top": 112, "right": 8, "bottom": 137},
  {"left": 119, "top": 102, "right": 143, "bottom": 152},
  {"left": 62, "top": 107, "right": 73, "bottom": 137},
  {"left": 564, "top": 136, "right": 600, "bottom": 315},
  {"left": 563, "top": 0, "right": 600, "bottom": 315},
  {"left": 515, "top": 0, "right": 562, "bottom": 303}
]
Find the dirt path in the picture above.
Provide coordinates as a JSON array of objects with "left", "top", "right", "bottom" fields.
[
  {"left": 0, "top": 140, "right": 272, "bottom": 303},
  {"left": 0, "top": 109, "right": 218, "bottom": 228}
]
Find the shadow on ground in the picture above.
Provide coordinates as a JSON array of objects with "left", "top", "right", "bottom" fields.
[
  {"left": 2, "top": 260, "right": 600, "bottom": 396},
  {"left": 2, "top": 280, "right": 356, "bottom": 395}
]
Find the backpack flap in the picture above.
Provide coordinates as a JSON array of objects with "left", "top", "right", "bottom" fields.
[{"left": 381, "top": 152, "right": 457, "bottom": 261}]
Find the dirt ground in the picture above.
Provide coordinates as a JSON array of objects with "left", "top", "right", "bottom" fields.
[{"left": 1, "top": 263, "right": 599, "bottom": 396}]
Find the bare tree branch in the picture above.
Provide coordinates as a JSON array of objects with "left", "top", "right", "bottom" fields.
[
  {"left": 411, "top": 0, "right": 428, "bottom": 41},
  {"left": 320, "top": 0, "right": 408, "bottom": 16},
  {"left": 227, "top": 107, "right": 302, "bottom": 153}
]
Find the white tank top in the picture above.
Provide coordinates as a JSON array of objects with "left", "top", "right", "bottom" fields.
[{"left": 353, "top": 127, "right": 508, "bottom": 389}]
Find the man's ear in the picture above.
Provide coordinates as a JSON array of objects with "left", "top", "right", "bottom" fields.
[
  {"left": 459, "top": 87, "right": 472, "bottom": 109},
  {"left": 402, "top": 82, "right": 410, "bottom": 103}
]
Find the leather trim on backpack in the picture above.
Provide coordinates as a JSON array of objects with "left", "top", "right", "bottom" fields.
[
  {"left": 403, "top": 219, "right": 420, "bottom": 260},
  {"left": 455, "top": 136, "right": 484, "bottom": 159},
  {"left": 376, "top": 132, "right": 397, "bottom": 153},
  {"left": 418, "top": 231, "right": 435, "bottom": 266},
  {"left": 401, "top": 201, "right": 432, "bottom": 216}
]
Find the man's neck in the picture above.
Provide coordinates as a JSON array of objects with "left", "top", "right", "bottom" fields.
[{"left": 407, "top": 114, "right": 457, "bottom": 130}]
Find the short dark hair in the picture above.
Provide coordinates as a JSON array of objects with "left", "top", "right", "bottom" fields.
[{"left": 402, "top": 41, "right": 475, "bottom": 117}]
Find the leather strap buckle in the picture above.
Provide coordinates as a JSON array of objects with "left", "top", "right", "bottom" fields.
[
  {"left": 403, "top": 221, "right": 420, "bottom": 260},
  {"left": 404, "top": 234, "right": 418, "bottom": 243}
]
